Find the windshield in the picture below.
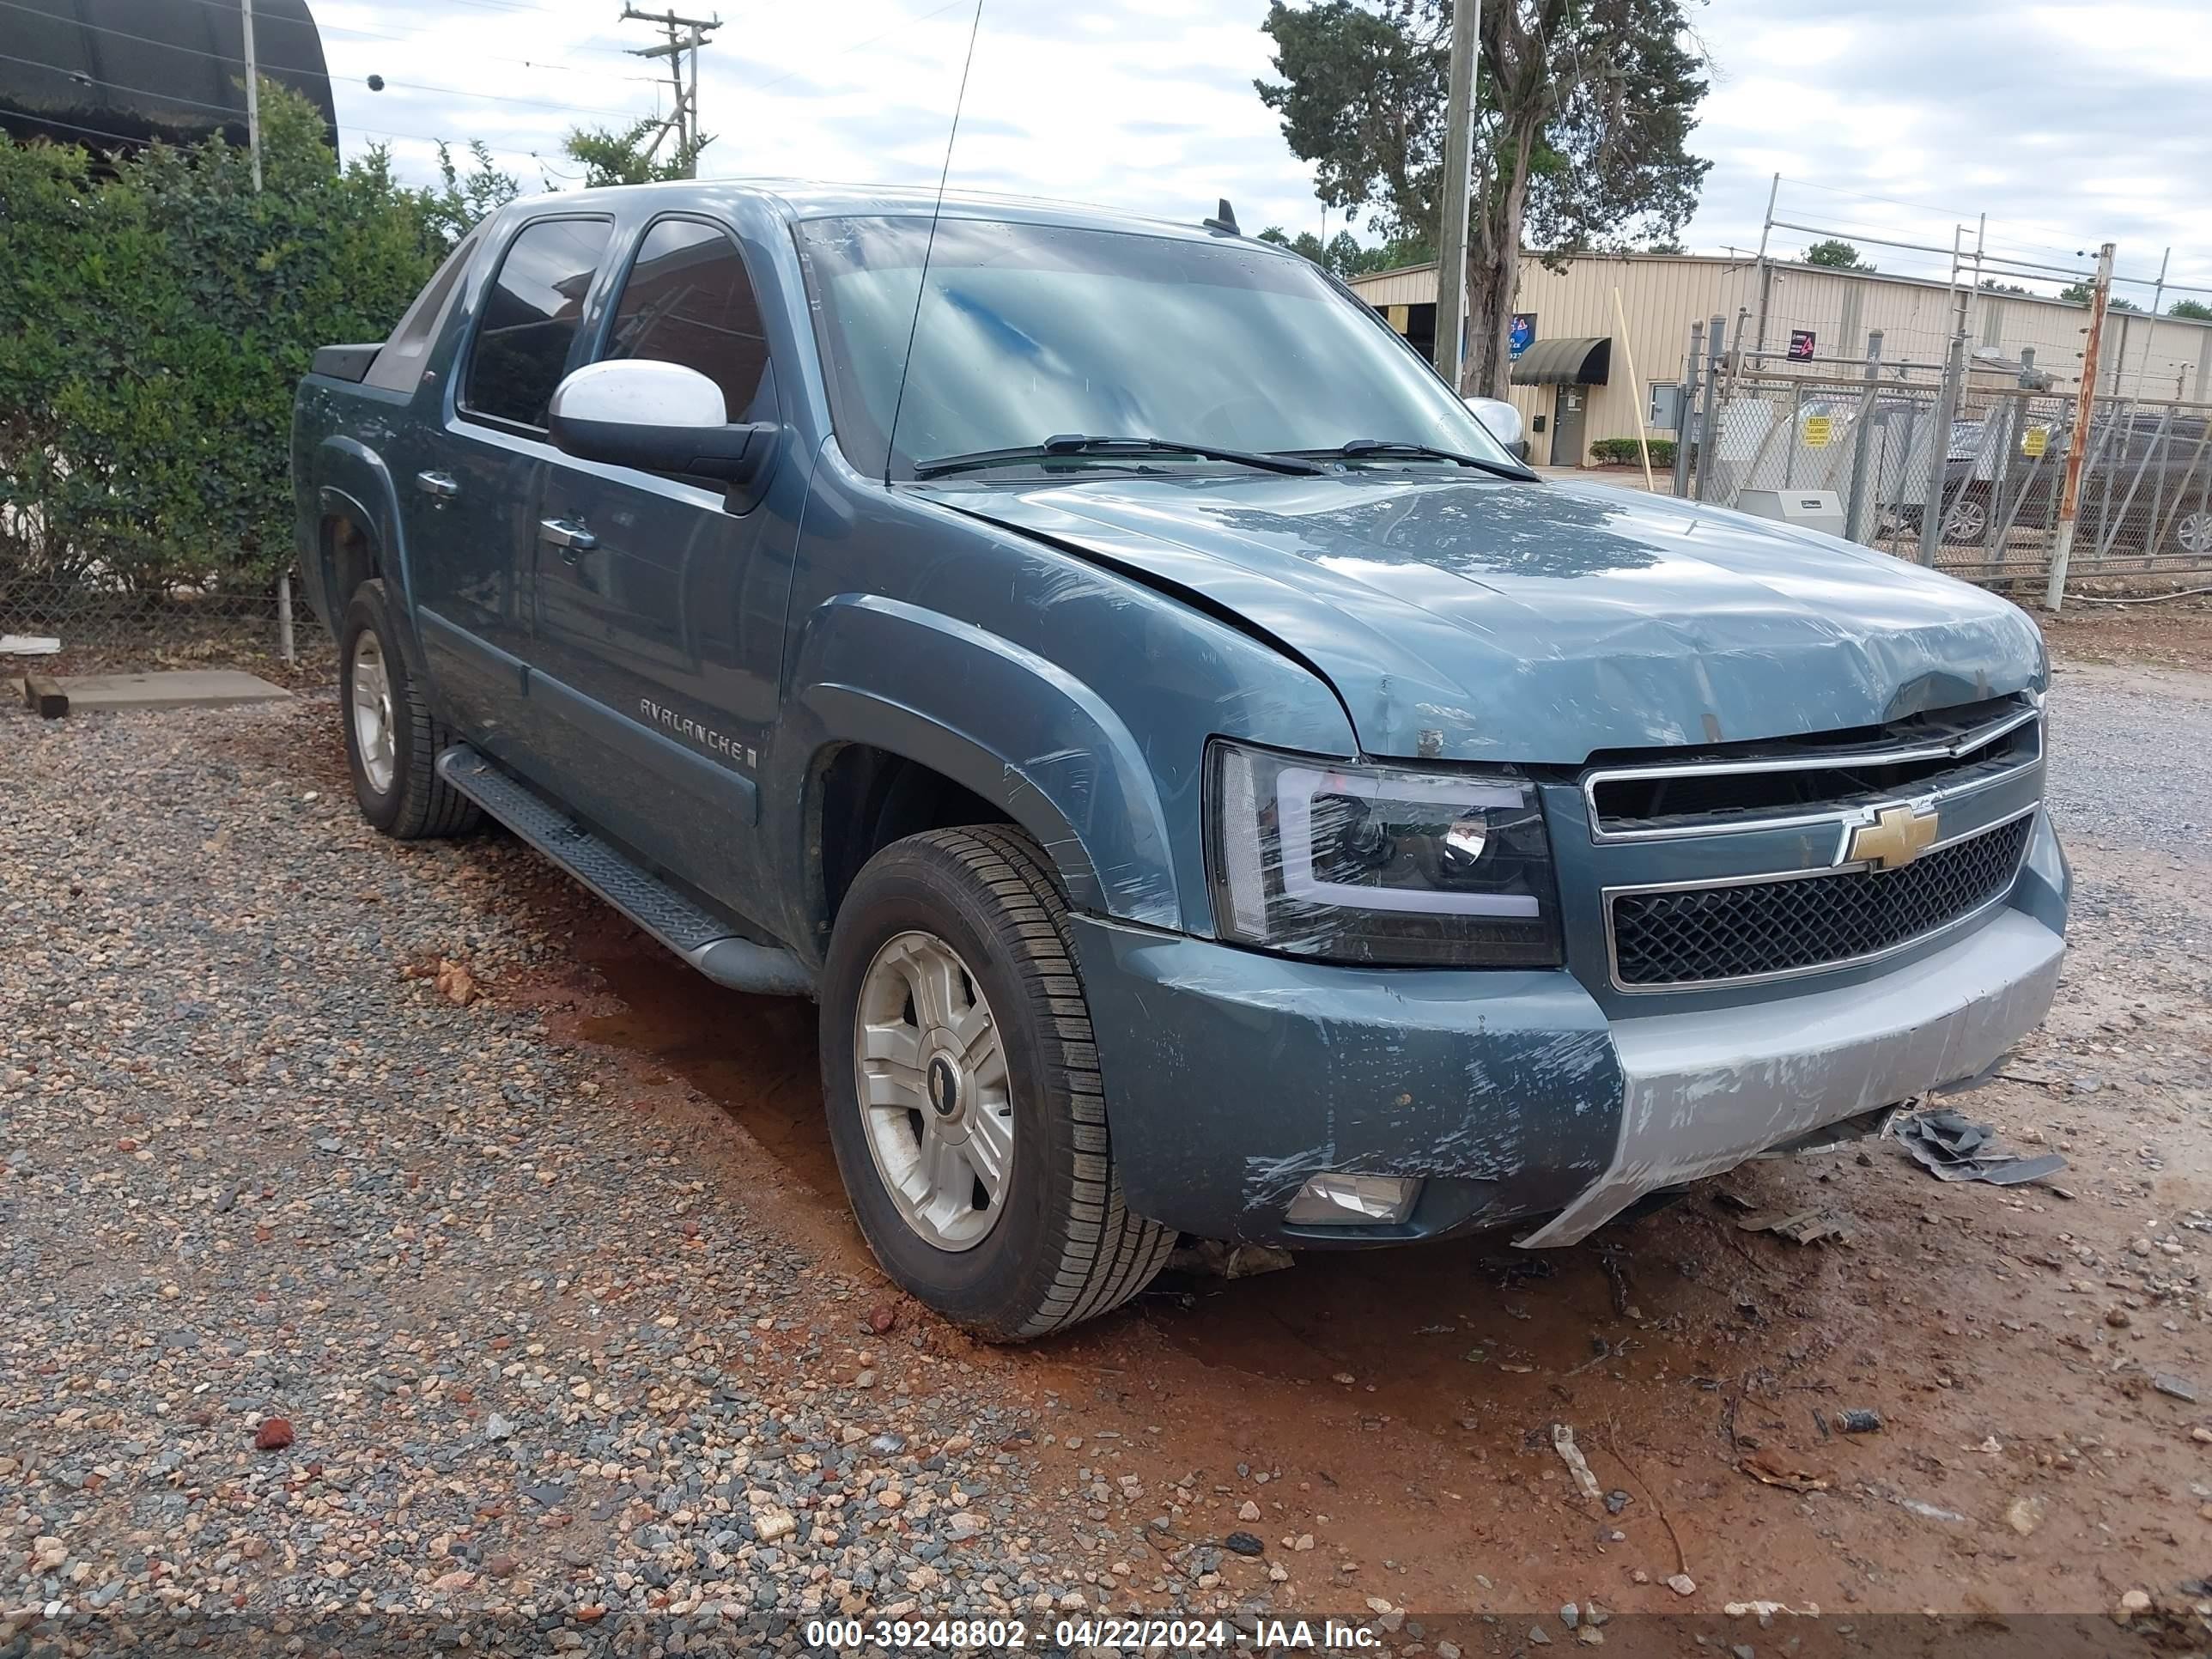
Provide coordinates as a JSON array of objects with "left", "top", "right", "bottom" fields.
[{"left": 794, "top": 214, "right": 1522, "bottom": 480}]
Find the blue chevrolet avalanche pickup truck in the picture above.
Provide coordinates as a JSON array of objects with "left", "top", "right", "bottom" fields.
[{"left": 291, "top": 181, "right": 2069, "bottom": 1340}]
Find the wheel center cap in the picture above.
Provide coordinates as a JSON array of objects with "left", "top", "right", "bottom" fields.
[{"left": 926, "top": 1054, "right": 961, "bottom": 1119}]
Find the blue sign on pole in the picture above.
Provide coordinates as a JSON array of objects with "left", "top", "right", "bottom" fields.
[{"left": 1509, "top": 313, "right": 1537, "bottom": 359}]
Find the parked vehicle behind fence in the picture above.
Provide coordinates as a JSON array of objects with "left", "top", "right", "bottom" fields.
[{"left": 292, "top": 182, "right": 2070, "bottom": 1340}]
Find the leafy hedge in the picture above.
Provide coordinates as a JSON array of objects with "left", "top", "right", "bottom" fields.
[
  {"left": 0, "top": 86, "right": 513, "bottom": 611},
  {"left": 1589, "top": 437, "right": 1678, "bottom": 467}
]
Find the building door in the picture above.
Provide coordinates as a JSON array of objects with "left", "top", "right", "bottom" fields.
[{"left": 1552, "top": 386, "right": 1588, "bottom": 467}]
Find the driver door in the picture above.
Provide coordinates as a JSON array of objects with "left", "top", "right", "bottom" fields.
[{"left": 527, "top": 215, "right": 793, "bottom": 915}]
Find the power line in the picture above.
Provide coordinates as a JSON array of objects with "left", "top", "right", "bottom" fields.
[
  {"left": 737, "top": 0, "right": 971, "bottom": 97},
  {"left": 0, "top": 49, "right": 247, "bottom": 119},
  {"left": 147, "top": 0, "right": 642, "bottom": 55},
  {"left": 46, "top": 0, "right": 644, "bottom": 77},
  {"left": 4, "top": 109, "right": 169, "bottom": 148},
  {"left": 0, "top": 1, "right": 660, "bottom": 114}
]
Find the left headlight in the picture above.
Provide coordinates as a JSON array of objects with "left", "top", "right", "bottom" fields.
[{"left": 1203, "top": 739, "right": 1562, "bottom": 968}]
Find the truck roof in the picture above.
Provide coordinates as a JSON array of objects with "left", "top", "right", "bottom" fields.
[{"left": 494, "top": 178, "right": 1269, "bottom": 250}]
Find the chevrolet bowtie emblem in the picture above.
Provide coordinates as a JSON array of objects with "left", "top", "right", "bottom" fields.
[{"left": 1848, "top": 804, "right": 1941, "bottom": 871}]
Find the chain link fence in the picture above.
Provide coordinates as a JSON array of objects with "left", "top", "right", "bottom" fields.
[
  {"left": 1683, "top": 352, "right": 2212, "bottom": 593},
  {"left": 0, "top": 554, "right": 321, "bottom": 684}
]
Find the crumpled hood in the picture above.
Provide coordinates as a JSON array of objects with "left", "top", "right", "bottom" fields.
[{"left": 928, "top": 472, "right": 2047, "bottom": 764}]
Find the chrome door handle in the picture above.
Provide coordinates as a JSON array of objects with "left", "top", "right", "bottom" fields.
[
  {"left": 414, "top": 470, "right": 459, "bottom": 500},
  {"left": 538, "top": 518, "right": 598, "bottom": 557}
]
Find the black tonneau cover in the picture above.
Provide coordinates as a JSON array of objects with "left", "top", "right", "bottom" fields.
[{"left": 312, "top": 343, "right": 380, "bottom": 383}]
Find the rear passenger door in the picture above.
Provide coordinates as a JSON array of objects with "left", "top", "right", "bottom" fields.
[
  {"left": 409, "top": 215, "right": 614, "bottom": 755},
  {"left": 526, "top": 215, "right": 793, "bottom": 916}
]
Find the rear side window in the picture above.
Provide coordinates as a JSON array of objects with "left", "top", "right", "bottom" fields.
[
  {"left": 602, "top": 218, "right": 775, "bottom": 421},
  {"left": 464, "top": 217, "right": 614, "bottom": 429},
  {"left": 364, "top": 228, "right": 480, "bottom": 393}
]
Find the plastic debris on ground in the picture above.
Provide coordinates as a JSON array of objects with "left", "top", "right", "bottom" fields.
[
  {"left": 1892, "top": 1107, "right": 2069, "bottom": 1186},
  {"left": 1164, "top": 1240, "right": 1295, "bottom": 1279},
  {"left": 0, "top": 635, "right": 61, "bottom": 655},
  {"left": 1735, "top": 1206, "right": 1857, "bottom": 1244},
  {"left": 1551, "top": 1423, "right": 1604, "bottom": 1507},
  {"left": 1739, "top": 1448, "right": 1831, "bottom": 1492}
]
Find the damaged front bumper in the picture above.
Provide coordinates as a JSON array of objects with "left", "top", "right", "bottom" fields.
[{"left": 1073, "top": 808, "right": 2069, "bottom": 1250}]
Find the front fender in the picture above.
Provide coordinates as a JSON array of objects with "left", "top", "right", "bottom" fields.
[{"left": 783, "top": 594, "right": 1179, "bottom": 927}]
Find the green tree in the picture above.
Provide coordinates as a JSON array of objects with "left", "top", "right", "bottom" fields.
[
  {"left": 2057, "top": 281, "right": 2138, "bottom": 311},
  {"left": 563, "top": 116, "right": 707, "bottom": 187},
  {"left": 0, "top": 82, "right": 463, "bottom": 610},
  {"left": 1978, "top": 277, "right": 2030, "bottom": 295},
  {"left": 1261, "top": 223, "right": 1431, "bottom": 278},
  {"left": 1256, "top": 0, "right": 1710, "bottom": 396},
  {"left": 422, "top": 140, "right": 523, "bottom": 246},
  {"left": 1256, "top": 225, "right": 1334, "bottom": 270},
  {"left": 2168, "top": 297, "right": 2212, "bottom": 321},
  {"left": 1802, "top": 239, "right": 1873, "bottom": 271}
]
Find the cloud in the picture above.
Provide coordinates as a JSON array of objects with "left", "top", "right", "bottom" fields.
[
  {"left": 322, "top": 0, "right": 2212, "bottom": 302},
  {"left": 1688, "top": 0, "right": 2212, "bottom": 297}
]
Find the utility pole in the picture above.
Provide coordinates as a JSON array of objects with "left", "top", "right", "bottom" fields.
[
  {"left": 1751, "top": 170, "right": 1778, "bottom": 356},
  {"left": 2045, "top": 241, "right": 2115, "bottom": 612},
  {"left": 623, "top": 6, "right": 721, "bottom": 177},
  {"left": 1431, "top": 0, "right": 1480, "bottom": 392},
  {"left": 240, "top": 0, "right": 263, "bottom": 191},
  {"left": 242, "top": 0, "right": 295, "bottom": 664}
]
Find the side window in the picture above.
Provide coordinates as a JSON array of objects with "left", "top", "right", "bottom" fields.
[
  {"left": 602, "top": 219, "right": 774, "bottom": 422},
  {"left": 365, "top": 228, "right": 480, "bottom": 393},
  {"left": 463, "top": 217, "right": 614, "bottom": 429}
]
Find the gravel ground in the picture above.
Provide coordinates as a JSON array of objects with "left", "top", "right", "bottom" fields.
[
  {"left": 0, "top": 708, "right": 1104, "bottom": 1655},
  {"left": 4, "top": 647, "right": 2209, "bottom": 1657}
]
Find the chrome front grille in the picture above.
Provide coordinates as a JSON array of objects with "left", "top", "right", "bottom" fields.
[
  {"left": 1607, "top": 813, "right": 2034, "bottom": 989},
  {"left": 1584, "top": 699, "right": 2042, "bottom": 844}
]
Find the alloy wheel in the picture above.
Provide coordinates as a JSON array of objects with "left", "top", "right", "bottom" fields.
[
  {"left": 1942, "top": 496, "right": 1989, "bottom": 544},
  {"left": 852, "top": 929, "right": 1015, "bottom": 1251},
  {"left": 2178, "top": 510, "right": 2212, "bottom": 556},
  {"left": 349, "top": 630, "right": 397, "bottom": 796}
]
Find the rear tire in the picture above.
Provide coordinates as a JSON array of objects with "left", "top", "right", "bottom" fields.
[
  {"left": 820, "top": 825, "right": 1173, "bottom": 1341},
  {"left": 2175, "top": 508, "right": 2212, "bottom": 556},
  {"left": 338, "top": 579, "right": 482, "bottom": 841},
  {"left": 1942, "top": 489, "right": 1990, "bottom": 546}
]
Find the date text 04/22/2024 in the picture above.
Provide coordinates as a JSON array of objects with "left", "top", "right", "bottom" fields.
[{"left": 802, "top": 1616, "right": 1388, "bottom": 1649}]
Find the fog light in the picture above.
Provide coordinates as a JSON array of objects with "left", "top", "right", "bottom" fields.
[{"left": 1284, "top": 1174, "right": 1421, "bottom": 1226}]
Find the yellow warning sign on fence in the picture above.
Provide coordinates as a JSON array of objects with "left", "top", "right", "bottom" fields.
[
  {"left": 1802, "top": 415, "right": 1833, "bottom": 448},
  {"left": 2022, "top": 427, "right": 2049, "bottom": 458}
]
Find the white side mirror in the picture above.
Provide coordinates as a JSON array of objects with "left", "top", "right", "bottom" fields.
[
  {"left": 547, "top": 360, "right": 771, "bottom": 485},
  {"left": 1462, "top": 394, "right": 1524, "bottom": 451},
  {"left": 550, "top": 359, "right": 727, "bottom": 428}
]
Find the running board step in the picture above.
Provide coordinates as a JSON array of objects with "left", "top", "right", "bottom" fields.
[{"left": 435, "top": 744, "right": 815, "bottom": 999}]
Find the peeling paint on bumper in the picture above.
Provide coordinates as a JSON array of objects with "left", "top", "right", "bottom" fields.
[
  {"left": 1073, "top": 811, "right": 2067, "bottom": 1251},
  {"left": 1514, "top": 905, "right": 2066, "bottom": 1248}
]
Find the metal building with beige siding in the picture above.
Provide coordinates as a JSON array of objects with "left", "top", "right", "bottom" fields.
[{"left": 1352, "top": 253, "right": 2212, "bottom": 469}]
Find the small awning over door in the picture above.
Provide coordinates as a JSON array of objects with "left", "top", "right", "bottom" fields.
[{"left": 1510, "top": 337, "right": 1612, "bottom": 386}]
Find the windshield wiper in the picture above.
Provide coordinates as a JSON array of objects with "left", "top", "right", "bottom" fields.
[
  {"left": 913, "top": 434, "right": 1327, "bottom": 480},
  {"left": 1283, "top": 439, "right": 1536, "bottom": 481}
]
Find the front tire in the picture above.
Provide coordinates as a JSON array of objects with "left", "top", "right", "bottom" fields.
[
  {"left": 338, "top": 579, "right": 482, "bottom": 840},
  {"left": 820, "top": 826, "right": 1173, "bottom": 1341}
]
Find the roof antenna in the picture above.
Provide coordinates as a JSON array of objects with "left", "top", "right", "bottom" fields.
[
  {"left": 1202, "top": 198, "right": 1240, "bottom": 235},
  {"left": 884, "top": 0, "right": 985, "bottom": 487}
]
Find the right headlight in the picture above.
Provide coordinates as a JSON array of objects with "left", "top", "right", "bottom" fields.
[{"left": 1203, "top": 739, "right": 1563, "bottom": 968}]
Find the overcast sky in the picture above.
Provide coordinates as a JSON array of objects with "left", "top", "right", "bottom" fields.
[{"left": 319, "top": 0, "right": 2212, "bottom": 307}]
